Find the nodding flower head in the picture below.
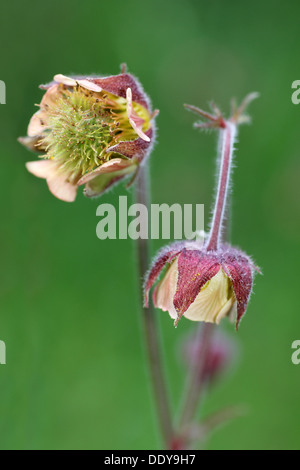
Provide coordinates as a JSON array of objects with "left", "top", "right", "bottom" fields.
[
  {"left": 144, "top": 241, "right": 260, "bottom": 329},
  {"left": 19, "top": 70, "right": 157, "bottom": 202}
]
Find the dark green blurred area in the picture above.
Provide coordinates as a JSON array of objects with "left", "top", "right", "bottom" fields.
[{"left": 0, "top": 0, "right": 299, "bottom": 450}]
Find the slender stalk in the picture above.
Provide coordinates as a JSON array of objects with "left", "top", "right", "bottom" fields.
[
  {"left": 175, "top": 95, "right": 256, "bottom": 448},
  {"left": 177, "top": 120, "right": 236, "bottom": 441},
  {"left": 134, "top": 164, "right": 173, "bottom": 447},
  {"left": 206, "top": 122, "right": 236, "bottom": 251}
]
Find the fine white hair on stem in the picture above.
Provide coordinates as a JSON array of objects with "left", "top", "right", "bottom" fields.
[{"left": 206, "top": 123, "right": 238, "bottom": 251}]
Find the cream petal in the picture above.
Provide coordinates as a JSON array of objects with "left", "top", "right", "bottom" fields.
[
  {"left": 126, "top": 88, "right": 150, "bottom": 142},
  {"left": 26, "top": 160, "right": 77, "bottom": 202},
  {"left": 54, "top": 74, "right": 78, "bottom": 87},
  {"left": 54, "top": 74, "right": 102, "bottom": 93},
  {"left": 47, "top": 174, "right": 77, "bottom": 202},
  {"left": 77, "top": 158, "right": 133, "bottom": 185},
  {"left": 18, "top": 136, "right": 41, "bottom": 152},
  {"left": 28, "top": 84, "right": 61, "bottom": 137},
  {"left": 76, "top": 79, "right": 102, "bottom": 93},
  {"left": 183, "top": 269, "right": 235, "bottom": 324},
  {"left": 26, "top": 160, "right": 57, "bottom": 178},
  {"left": 40, "top": 84, "right": 61, "bottom": 109},
  {"left": 155, "top": 259, "right": 179, "bottom": 320},
  {"left": 227, "top": 301, "right": 237, "bottom": 324},
  {"left": 215, "top": 298, "right": 236, "bottom": 324},
  {"left": 27, "top": 111, "right": 48, "bottom": 137}
]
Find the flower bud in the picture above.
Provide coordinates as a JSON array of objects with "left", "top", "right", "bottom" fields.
[
  {"left": 144, "top": 241, "right": 260, "bottom": 329},
  {"left": 182, "top": 329, "right": 235, "bottom": 384},
  {"left": 19, "top": 71, "right": 157, "bottom": 202}
]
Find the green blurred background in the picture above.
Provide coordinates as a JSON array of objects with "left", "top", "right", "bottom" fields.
[{"left": 0, "top": 0, "right": 299, "bottom": 450}]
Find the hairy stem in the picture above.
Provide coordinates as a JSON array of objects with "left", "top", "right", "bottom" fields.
[
  {"left": 177, "top": 121, "right": 236, "bottom": 445},
  {"left": 134, "top": 165, "right": 173, "bottom": 447},
  {"left": 175, "top": 96, "right": 256, "bottom": 448},
  {"left": 206, "top": 122, "right": 236, "bottom": 251}
]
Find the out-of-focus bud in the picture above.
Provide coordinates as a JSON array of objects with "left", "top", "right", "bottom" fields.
[
  {"left": 19, "top": 71, "right": 157, "bottom": 202},
  {"left": 144, "top": 241, "right": 260, "bottom": 329},
  {"left": 182, "top": 329, "right": 235, "bottom": 384}
]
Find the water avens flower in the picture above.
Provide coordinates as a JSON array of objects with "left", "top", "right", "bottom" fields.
[
  {"left": 144, "top": 241, "right": 258, "bottom": 329},
  {"left": 19, "top": 69, "right": 173, "bottom": 446},
  {"left": 19, "top": 71, "right": 157, "bottom": 202},
  {"left": 144, "top": 95, "right": 260, "bottom": 329}
]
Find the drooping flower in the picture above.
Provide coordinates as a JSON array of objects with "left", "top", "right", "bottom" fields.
[
  {"left": 144, "top": 94, "right": 260, "bottom": 329},
  {"left": 144, "top": 241, "right": 260, "bottom": 329},
  {"left": 19, "top": 71, "right": 157, "bottom": 202}
]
